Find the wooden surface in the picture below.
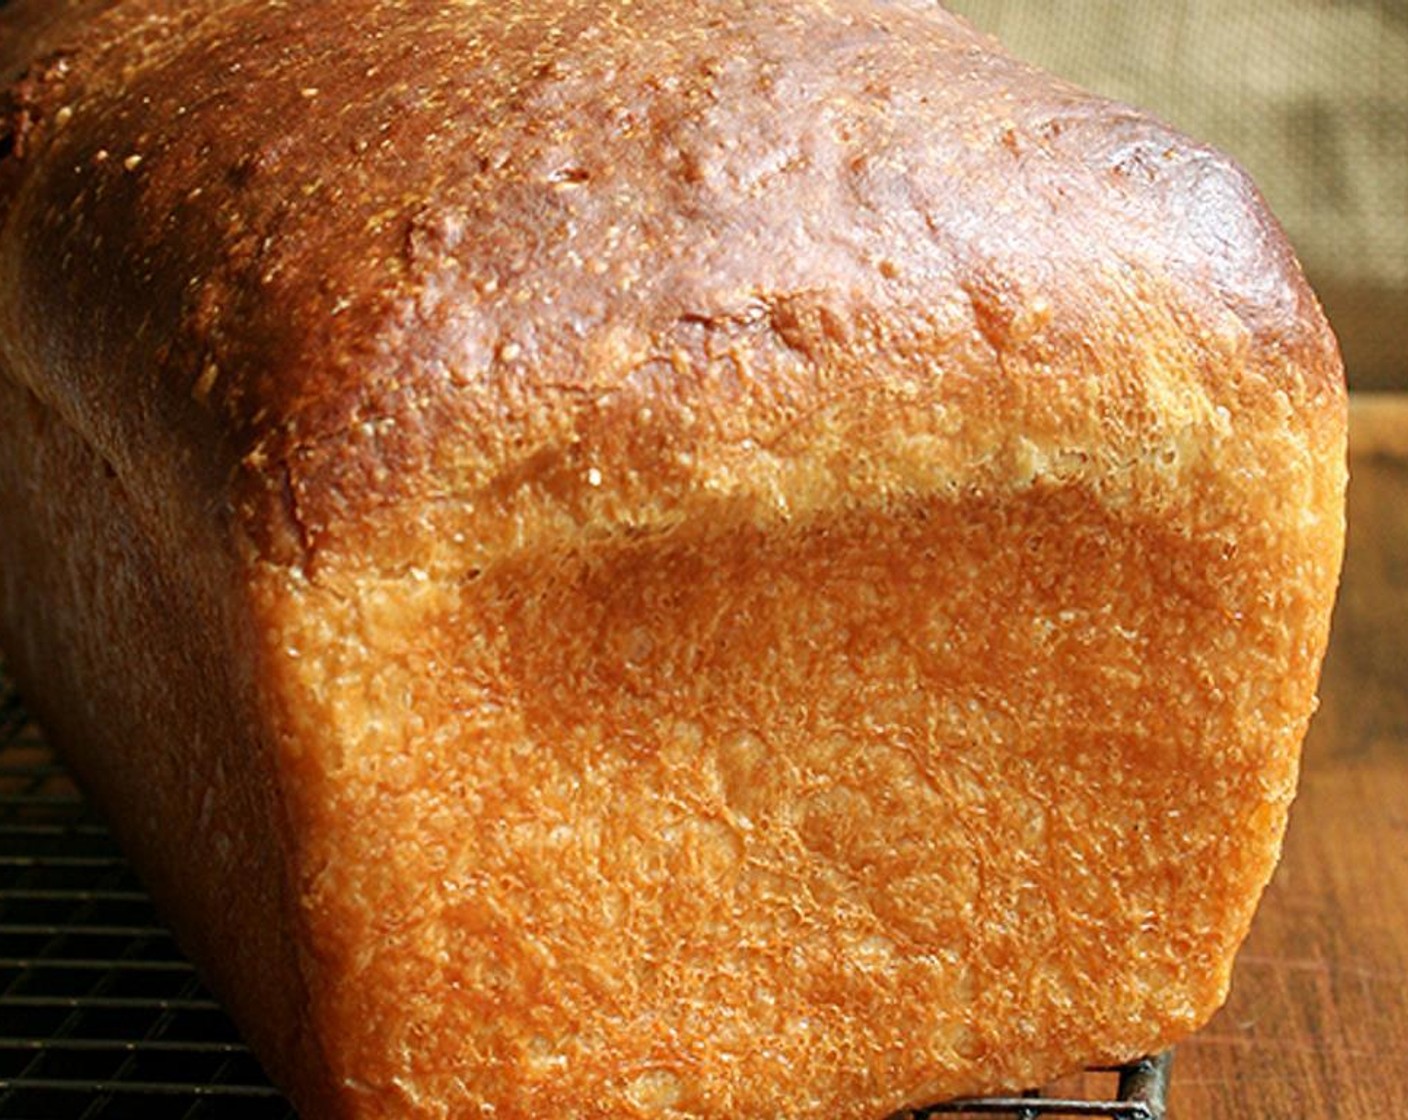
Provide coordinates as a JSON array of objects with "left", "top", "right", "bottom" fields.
[{"left": 1166, "top": 392, "right": 1408, "bottom": 1117}]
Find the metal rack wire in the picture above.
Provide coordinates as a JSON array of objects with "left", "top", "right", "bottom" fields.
[{"left": 0, "top": 669, "right": 1169, "bottom": 1119}]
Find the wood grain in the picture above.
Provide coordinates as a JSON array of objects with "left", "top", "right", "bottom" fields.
[{"left": 1167, "top": 393, "right": 1408, "bottom": 1118}]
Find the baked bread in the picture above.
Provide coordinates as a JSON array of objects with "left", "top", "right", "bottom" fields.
[{"left": 0, "top": 1, "right": 1346, "bottom": 1117}]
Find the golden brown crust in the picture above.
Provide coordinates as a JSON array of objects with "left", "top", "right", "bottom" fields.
[
  {"left": 0, "top": 2, "right": 1346, "bottom": 1118},
  {"left": 2, "top": 0, "right": 1340, "bottom": 572}
]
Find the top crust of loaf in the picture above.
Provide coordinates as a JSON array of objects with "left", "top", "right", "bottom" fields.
[{"left": 1, "top": 0, "right": 1343, "bottom": 585}]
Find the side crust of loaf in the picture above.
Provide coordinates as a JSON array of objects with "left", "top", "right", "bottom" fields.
[
  {"left": 0, "top": 1, "right": 1346, "bottom": 1118},
  {"left": 0, "top": 374, "right": 322, "bottom": 1089}
]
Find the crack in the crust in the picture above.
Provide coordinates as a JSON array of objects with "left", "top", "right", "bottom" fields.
[{"left": 275, "top": 453, "right": 318, "bottom": 575}]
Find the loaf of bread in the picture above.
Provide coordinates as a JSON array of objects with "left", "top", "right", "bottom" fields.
[{"left": 0, "top": 1, "right": 1346, "bottom": 1117}]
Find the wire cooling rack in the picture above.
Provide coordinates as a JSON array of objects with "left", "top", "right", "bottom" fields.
[{"left": 0, "top": 668, "right": 1170, "bottom": 1119}]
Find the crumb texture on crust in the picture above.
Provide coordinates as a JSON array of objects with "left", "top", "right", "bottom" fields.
[
  {"left": 259, "top": 472, "right": 1340, "bottom": 1118},
  {"left": 0, "top": 1, "right": 1347, "bottom": 1118}
]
